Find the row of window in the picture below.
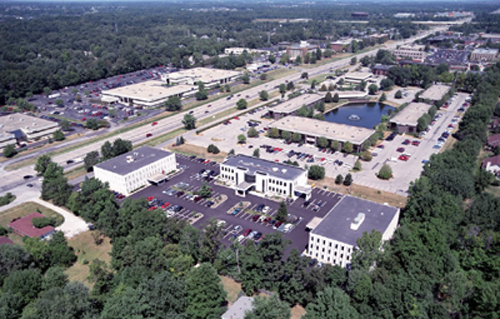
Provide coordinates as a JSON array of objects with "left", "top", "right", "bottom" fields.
[
  {"left": 221, "top": 166, "right": 234, "bottom": 174},
  {"left": 311, "top": 252, "right": 346, "bottom": 266},
  {"left": 221, "top": 174, "right": 234, "bottom": 181},
  {"left": 309, "top": 244, "right": 350, "bottom": 261}
]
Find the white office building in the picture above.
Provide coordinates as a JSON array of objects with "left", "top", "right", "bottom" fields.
[
  {"left": 306, "top": 196, "right": 400, "bottom": 268},
  {"left": 94, "top": 146, "right": 177, "bottom": 196},
  {"left": 220, "top": 154, "right": 312, "bottom": 199}
]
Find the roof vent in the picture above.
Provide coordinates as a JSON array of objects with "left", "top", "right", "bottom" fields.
[
  {"left": 272, "top": 167, "right": 279, "bottom": 172},
  {"left": 350, "top": 213, "right": 365, "bottom": 231},
  {"left": 282, "top": 169, "right": 287, "bottom": 173}
]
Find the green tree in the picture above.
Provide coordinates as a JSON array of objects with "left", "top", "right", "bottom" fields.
[
  {"left": 186, "top": 263, "right": 227, "bottom": 319},
  {"left": 242, "top": 73, "right": 250, "bottom": 84},
  {"left": 3, "top": 144, "right": 17, "bottom": 158},
  {"left": 59, "top": 119, "right": 72, "bottom": 131},
  {"left": 368, "top": 84, "right": 378, "bottom": 95},
  {"left": 245, "top": 295, "right": 291, "bottom": 319},
  {"left": 335, "top": 174, "right": 344, "bottom": 185},
  {"left": 287, "top": 82, "right": 295, "bottom": 91},
  {"left": 292, "top": 133, "right": 302, "bottom": 143},
  {"left": 84, "top": 151, "right": 100, "bottom": 172},
  {"left": 43, "top": 266, "right": 68, "bottom": 291},
  {"left": 279, "top": 84, "right": 287, "bottom": 95},
  {"left": 207, "top": 144, "right": 220, "bottom": 154},
  {"left": 308, "top": 165, "right": 325, "bottom": 180},
  {"left": 378, "top": 164, "right": 392, "bottom": 180},
  {"left": 55, "top": 98, "right": 64, "bottom": 106},
  {"left": 295, "top": 55, "right": 302, "bottom": 65},
  {"left": 195, "top": 83, "right": 208, "bottom": 100},
  {"left": 269, "top": 54, "right": 276, "bottom": 64},
  {"left": 225, "top": 84, "right": 231, "bottom": 92},
  {"left": 238, "top": 134, "right": 247, "bottom": 144},
  {"left": 343, "top": 173, "right": 353, "bottom": 186},
  {"left": 361, "top": 150, "right": 373, "bottom": 162},
  {"left": 342, "top": 142, "right": 353, "bottom": 153},
  {"left": 276, "top": 201, "right": 288, "bottom": 222},
  {"left": 379, "top": 93, "right": 387, "bottom": 102},
  {"left": 53, "top": 130, "right": 65, "bottom": 141},
  {"left": 301, "top": 72, "right": 309, "bottom": 80},
  {"left": 332, "top": 93, "right": 340, "bottom": 103},
  {"left": 228, "top": 149, "right": 235, "bottom": 156},
  {"left": 2, "top": 269, "right": 43, "bottom": 308},
  {"left": 164, "top": 96, "right": 182, "bottom": 111},
  {"left": 325, "top": 92, "right": 333, "bottom": 103},
  {"left": 281, "top": 130, "right": 291, "bottom": 141},
  {"left": 395, "top": 90, "right": 403, "bottom": 99},
  {"left": 197, "top": 183, "right": 212, "bottom": 198},
  {"left": 354, "top": 159, "right": 362, "bottom": 171},
  {"left": 268, "top": 128, "right": 280, "bottom": 138},
  {"left": 330, "top": 140, "right": 340, "bottom": 151},
  {"left": 260, "top": 73, "right": 268, "bottom": 81},
  {"left": 259, "top": 90, "right": 269, "bottom": 101},
  {"left": 350, "top": 57, "right": 357, "bottom": 65},
  {"left": 352, "top": 230, "right": 383, "bottom": 271},
  {"left": 253, "top": 148, "right": 260, "bottom": 158},
  {"left": 247, "top": 127, "right": 259, "bottom": 138},
  {"left": 43, "top": 87, "right": 52, "bottom": 96},
  {"left": 317, "top": 137, "right": 329, "bottom": 149},
  {"left": 182, "top": 113, "right": 197, "bottom": 130},
  {"left": 35, "top": 154, "right": 53, "bottom": 176},
  {"left": 380, "top": 78, "right": 394, "bottom": 91},
  {"left": 303, "top": 287, "right": 359, "bottom": 319},
  {"left": 236, "top": 98, "right": 248, "bottom": 110}
]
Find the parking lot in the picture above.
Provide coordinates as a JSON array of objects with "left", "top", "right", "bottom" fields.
[{"left": 129, "top": 155, "right": 343, "bottom": 253}]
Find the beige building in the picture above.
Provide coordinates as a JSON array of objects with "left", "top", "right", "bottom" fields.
[
  {"left": 470, "top": 48, "right": 498, "bottom": 62},
  {"left": 268, "top": 116, "right": 375, "bottom": 153},
  {"left": 268, "top": 94, "right": 324, "bottom": 119},
  {"left": 0, "top": 113, "right": 59, "bottom": 148},
  {"left": 101, "top": 80, "right": 196, "bottom": 108},
  {"left": 286, "top": 41, "right": 319, "bottom": 61},
  {"left": 419, "top": 84, "right": 450, "bottom": 103},
  {"left": 161, "top": 67, "right": 241, "bottom": 89},
  {"left": 224, "top": 47, "right": 269, "bottom": 55},
  {"left": 344, "top": 72, "right": 373, "bottom": 84},
  {"left": 94, "top": 146, "right": 177, "bottom": 196},
  {"left": 220, "top": 154, "right": 311, "bottom": 199},
  {"left": 306, "top": 196, "right": 400, "bottom": 268},
  {"left": 389, "top": 102, "right": 432, "bottom": 133},
  {"left": 393, "top": 45, "right": 426, "bottom": 61}
]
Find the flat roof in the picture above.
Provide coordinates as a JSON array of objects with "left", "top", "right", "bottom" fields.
[
  {"left": 0, "top": 113, "right": 58, "bottom": 139},
  {"left": 472, "top": 48, "right": 499, "bottom": 55},
  {"left": 271, "top": 94, "right": 324, "bottom": 114},
  {"left": 390, "top": 102, "right": 431, "bottom": 126},
  {"left": 344, "top": 72, "right": 372, "bottom": 80},
  {"left": 331, "top": 39, "right": 352, "bottom": 45},
  {"left": 419, "top": 84, "right": 450, "bottom": 101},
  {"left": 166, "top": 67, "right": 241, "bottom": 83},
  {"left": 312, "top": 195, "right": 399, "bottom": 246},
  {"left": 95, "top": 146, "right": 174, "bottom": 176},
  {"left": 223, "top": 154, "right": 306, "bottom": 181},
  {"left": 101, "top": 80, "right": 195, "bottom": 102},
  {"left": 222, "top": 296, "right": 254, "bottom": 319},
  {"left": 269, "top": 116, "right": 375, "bottom": 145}
]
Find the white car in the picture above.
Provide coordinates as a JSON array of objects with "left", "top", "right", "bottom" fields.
[{"left": 262, "top": 206, "right": 270, "bottom": 214}]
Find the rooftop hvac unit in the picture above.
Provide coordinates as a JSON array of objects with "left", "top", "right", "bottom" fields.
[
  {"left": 282, "top": 169, "right": 287, "bottom": 173},
  {"left": 272, "top": 167, "right": 279, "bottom": 172},
  {"left": 350, "top": 213, "right": 365, "bottom": 231}
]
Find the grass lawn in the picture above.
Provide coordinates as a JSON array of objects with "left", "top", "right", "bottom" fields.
[
  {"left": 65, "top": 230, "right": 113, "bottom": 286},
  {"left": 0, "top": 201, "right": 63, "bottom": 228},
  {"left": 486, "top": 185, "right": 500, "bottom": 198},
  {"left": 291, "top": 305, "right": 306, "bottom": 319},
  {"left": 167, "top": 143, "right": 228, "bottom": 163},
  {"left": 220, "top": 276, "right": 243, "bottom": 304}
]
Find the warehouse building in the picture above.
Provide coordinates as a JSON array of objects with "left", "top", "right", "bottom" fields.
[
  {"left": 161, "top": 67, "right": 241, "bottom": 89},
  {"left": 389, "top": 102, "right": 432, "bottom": 133},
  {"left": 268, "top": 94, "right": 324, "bottom": 119},
  {"left": 305, "top": 196, "right": 400, "bottom": 268},
  {"left": 393, "top": 45, "right": 427, "bottom": 61},
  {"left": 0, "top": 113, "right": 59, "bottom": 148},
  {"left": 268, "top": 116, "right": 375, "bottom": 153},
  {"left": 344, "top": 72, "right": 373, "bottom": 84},
  {"left": 101, "top": 80, "right": 196, "bottom": 108},
  {"left": 220, "top": 154, "right": 312, "bottom": 199},
  {"left": 419, "top": 84, "right": 450, "bottom": 104},
  {"left": 94, "top": 146, "right": 177, "bottom": 196}
]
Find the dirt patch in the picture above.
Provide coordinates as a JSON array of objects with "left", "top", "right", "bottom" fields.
[
  {"left": 166, "top": 143, "right": 228, "bottom": 163},
  {"left": 220, "top": 276, "right": 243, "bottom": 304},
  {"left": 310, "top": 177, "right": 407, "bottom": 208},
  {"left": 291, "top": 305, "right": 306, "bottom": 319},
  {"left": 65, "top": 230, "right": 113, "bottom": 286}
]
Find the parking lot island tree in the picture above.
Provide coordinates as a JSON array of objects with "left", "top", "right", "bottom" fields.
[
  {"left": 276, "top": 202, "right": 288, "bottom": 222},
  {"left": 247, "top": 127, "right": 259, "bottom": 138},
  {"left": 308, "top": 165, "right": 325, "bottom": 180},
  {"left": 378, "top": 164, "right": 393, "bottom": 180},
  {"left": 197, "top": 183, "right": 212, "bottom": 199},
  {"left": 253, "top": 148, "right": 260, "bottom": 158},
  {"left": 237, "top": 134, "right": 247, "bottom": 144},
  {"left": 354, "top": 159, "right": 362, "bottom": 171},
  {"left": 182, "top": 114, "right": 197, "bottom": 130}
]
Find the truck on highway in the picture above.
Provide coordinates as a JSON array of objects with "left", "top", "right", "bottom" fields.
[{"left": 48, "top": 93, "right": 61, "bottom": 99}]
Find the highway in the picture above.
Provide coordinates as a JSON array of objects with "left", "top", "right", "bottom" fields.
[{"left": 0, "top": 24, "right": 449, "bottom": 194}]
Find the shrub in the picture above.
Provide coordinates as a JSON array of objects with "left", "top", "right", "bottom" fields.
[
  {"left": 32, "top": 217, "right": 57, "bottom": 228},
  {"left": 378, "top": 164, "right": 393, "bottom": 180},
  {"left": 335, "top": 174, "right": 344, "bottom": 185},
  {"left": 207, "top": 144, "right": 220, "bottom": 154},
  {"left": 308, "top": 165, "right": 325, "bottom": 180},
  {"left": 343, "top": 173, "right": 353, "bottom": 186},
  {"left": 361, "top": 151, "right": 373, "bottom": 161}
]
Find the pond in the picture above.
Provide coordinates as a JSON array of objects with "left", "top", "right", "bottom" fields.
[{"left": 323, "top": 102, "right": 395, "bottom": 129}]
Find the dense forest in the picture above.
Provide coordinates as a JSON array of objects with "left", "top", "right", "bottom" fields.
[{"left": 2, "top": 0, "right": 485, "bottom": 103}]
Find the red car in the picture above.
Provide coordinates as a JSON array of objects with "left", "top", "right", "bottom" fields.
[
  {"left": 396, "top": 147, "right": 405, "bottom": 153},
  {"left": 377, "top": 144, "right": 385, "bottom": 149},
  {"left": 402, "top": 139, "right": 410, "bottom": 145},
  {"left": 412, "top": 140, "right": 420, "bottom": 146},
  {"left": 146, "top": 133, "right": 153, "bottom": 138},
  {"left": 203, "top": 159, "right": 210, "bottom": 164},
  {"left": 207, "top": 104, "right": 211, "bottom": 107},
  {"left": 243, "top": 228, "right": 252, "bottom": 236},
  {"left": 152, "top": 121, "right": 158, "bottom": 126},
  {"left": 81, "top": 117, "right": 86, "bottom": 121},
  {"left": 252, "top": 215, "right": 260, "bottom": 222},
  {"left": 234, "top": 116, "right": 240, "bottom": 120},
  {"left": 398, "top": 155, "right": 409, "bottom": 161}
]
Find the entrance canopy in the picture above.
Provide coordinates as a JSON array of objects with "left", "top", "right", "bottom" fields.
[
  {"left": 235, "top": 181, "right": 253, "bottom": 191},
  {"left": 306, "top": 217, "right": 323, "bottom": 230},
  {"left": 147, "top": 173, "right": 168, "bottom": 184}
]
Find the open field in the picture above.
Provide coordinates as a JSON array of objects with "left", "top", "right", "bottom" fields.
[
  {"left": 486, "top": 185, "right": 500, "bottom": 198},
  {"left": 220, "top": 276, "right": 243, "bottom": 304},
  {"left": 310, "top": 177, "right": 408, "bottom": 208},
  {"left": 65, "top": 230, "right": 113, "bottom": 286},
  {"left": 167, "top": 143, "right": 229, "bottom": 163}
]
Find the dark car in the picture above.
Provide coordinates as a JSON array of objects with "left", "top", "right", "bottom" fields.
[
  {"left": 252, "top": 215, "right": 260, "bottom": 222},
  {"left": 23, "top": 175, "right": 33, "bottom": 180},
  {"left": 303, "top": 200, "right": 311, "bottom": 207},
  {"left": 176, "top": 191, "right": 185, "bottom": 197},
  {"left": 256, "top": 204, "right": 265, "bottom": 212}
]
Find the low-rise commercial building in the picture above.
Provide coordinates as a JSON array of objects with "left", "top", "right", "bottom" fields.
[
  {"left": 306, "top": 196, "right": 400, "bottom": 268},
  {"left": 389, "top": 102, "right": 432, "bottom": 133},
  {"left": 393, "top": 45, "right": 427, "bottom": 61},
  {"left": 268, "top": 94, "right": 324, "bottom": 119},
  {"left": 344, "top": 72, "right": 373, "bottom": 84},
  {"left": 482, "top": 155, "right": 500, "bottom": 177},
  {"left": 0, "top": 113, "right": 59, "bottom": 148},
  {"left": 161, "top": 67, "right": 241, "bottom": 89},
  {"left": 221, "top": 296, "right": 254, "bottom": 319},
  {"left": 470, "top": 48, "right": 499, "bottom": 62},
  {"left": 330, "top": 39, "right": 352, "bottom": 53},
  {"left": 8, "top": 213, "right": 56, "bottom": 240},
  {"left": 101, "top": 80, "right": 196, "bottom": 108},
  {"left": 224, "top": 47, "right": 269, "bottom": 55},
  {"left": 487, "top": 133, "right": 500, "bottom": 149},
  {"left": 286, "top": 41, "right": 319, "bottom": 61},
  {"left": 220, "top": 154, "right": 312, "bottom": 199},
  {"left": 268, "top": 116, "right": 375, "bottom": 153},
  {"left": 371, "top": 64, "right": 392, "bottom": 76},
  {"left": 94, "top": 146, "right": 177, "bottom": 196},
  {"left": 419, "top": 84, "right": 450, "bottom": 103}
]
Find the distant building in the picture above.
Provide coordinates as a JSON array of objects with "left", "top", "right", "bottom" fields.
[
  {"left": 394, "top": 13, "right": 415, "bottom": 18},
  {"left": 470, "top": 48, "right": 499, "bottom": 62},
  {"left": 220, "top": 154, "right": 312, "bottom": 199},
  {"left": 487, "top": 133, "right": 500, "bottom": 149},
  {"left": 0, "top": 113, "right": 59, "bottom": 149},
  {"left": 221, "top": 296, "right": 254, "bottom": 319},
  {"left": 419, "top": 84, "right": 450, "bottom": 104},
  {"left": 94, "top": 146, "right": 177, "bottom": 196},
  {"left": 8, "top": 213, "right": 56, "bottom": 239},
  {"left": 482, "top": 155, "right": 500, "bottom": 177},
  {"left": 371, "top": 64, "right": 392, "bottom": 76},
  {"left": 344, "top": 72, "right": 373, "bottom": 84},
  {"left": 267, "top": 94, "right": 324, "bottom": 120},
  {"left": 393, "top": 45, "right": 426, "bottom": 61},
  {"left": 479, "top": 33, "right": 500, "bottom": 43},
  {"left": 224, "top": 47, "right": 269, "bottom": 55},
  {"left": 305, "top": 196, "right": 400, "bottom": 268},
  {"left": 330, "top": 39, "right": 352, "bottom": 53},
  {"left": 389, "top": 102, "right": 432, "bottom": 134},
  {"left": 352, "top": 12, "right": 369, "bottom": 17},
  {"left": 161, "top": 67, "right": 242, "bottom": 89},
  {"left": 286, "top": 41, "right": 319, "bottom": 61}
]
